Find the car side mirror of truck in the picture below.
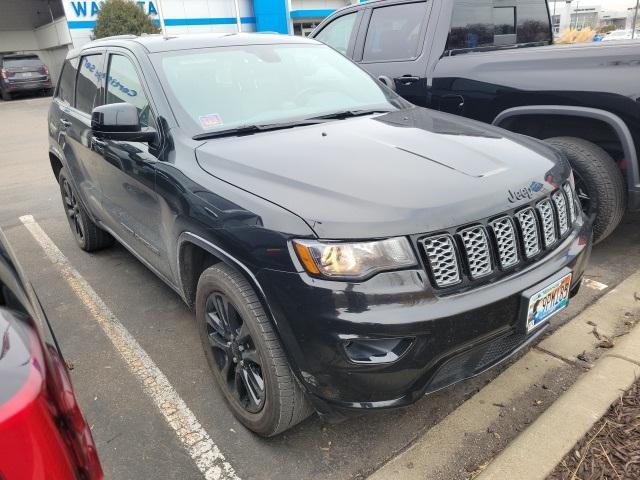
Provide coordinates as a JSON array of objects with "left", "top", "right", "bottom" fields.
[
  {"left": 91, "top": 103, "right": 157, "bottom": 143},
  {"left": 378, "top": 75, "right": 396, "bottom": 92}
]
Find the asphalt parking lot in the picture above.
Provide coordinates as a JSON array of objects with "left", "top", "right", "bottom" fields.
[{"left": 2, "top": 96, "right": 640, "bottom": 480}]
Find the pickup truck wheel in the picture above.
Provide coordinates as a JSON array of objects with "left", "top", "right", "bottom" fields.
[
  {"left": 196, "top": 263, "right": 313, "bottom": 436},
  {"left": 545, "top": 136, "right": 625, "bottom": 244},
  {"left": 58, "top": 168, "right": 114, "bottom": 251}
]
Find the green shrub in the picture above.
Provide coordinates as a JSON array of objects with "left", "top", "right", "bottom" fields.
[{"left": 92, "top": 0, "right": 160, "bottom": 39}]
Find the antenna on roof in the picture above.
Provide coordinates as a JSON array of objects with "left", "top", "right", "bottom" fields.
[{"left": 156, "top": 0, "right": 168, "bottom": 38}]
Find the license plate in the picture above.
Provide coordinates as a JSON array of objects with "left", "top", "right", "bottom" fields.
[
  {"left": 525, "top": 272, "right": 572, "bottom": 332},
  {"left": 19, "top": 72, "right": 33, "bottom": 78}
]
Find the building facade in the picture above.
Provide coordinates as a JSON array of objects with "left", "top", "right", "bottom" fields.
[
  {"left": 62, "top": 0, "right": 357, "bottom": 49},
  {"left": 548, "top": 0, "right": 639, "bottom": 34}
]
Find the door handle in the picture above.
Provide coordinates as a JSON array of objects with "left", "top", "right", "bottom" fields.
[
  {"left": 442, "top": 94, "right": 465, "bottom": 109},
  {"left": 397, "top": 75, "right": 420, "bottom": 85},
  {"left": 60, "top": 118, "right": 72, "bottom": 128}
]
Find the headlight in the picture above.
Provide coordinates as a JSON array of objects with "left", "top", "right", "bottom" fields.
[{"left": 292, "top": 237, "right": 417, "bottom": 280}]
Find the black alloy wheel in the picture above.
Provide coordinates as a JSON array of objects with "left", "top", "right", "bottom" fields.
[
  {"left": 57, "top": 167, "right": 114, "bottom": 252},
  {"left": 204, "top": 291, "right": 266, "bottom": 413},
  {"left": 573, "top": 169, "right": 594, "bottom": 219},
  {"left": 196, "top": 263, "right": 312, "bottom": 436},
  {"left": 61, "top": 176, "right": 85, "bottom": 244}
]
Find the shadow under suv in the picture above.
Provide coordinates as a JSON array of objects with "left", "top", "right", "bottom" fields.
[{"left": 48, "top": 33, "right": 592, "bottom": 436}]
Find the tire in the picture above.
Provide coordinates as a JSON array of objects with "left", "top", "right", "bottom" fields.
[
  {"left": 196, "top": 263, "right": 313, "bottom": 436},
  {"left": 545, "top": 136, "right": 625, "bottom": 244},
  {"left": 57, "top": 167, "right": 114, "bottom": 251},
  {"left": 1, "top": 89, "right": 11, "bottom": 101}
]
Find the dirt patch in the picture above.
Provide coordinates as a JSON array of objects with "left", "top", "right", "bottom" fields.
[{"left": 548, "top": 379, "right": 640, "bottom": 480}]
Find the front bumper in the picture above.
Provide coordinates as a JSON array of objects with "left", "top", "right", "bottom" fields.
[{"left": 256, "top": 219, "right": 592, "bottom": 418}]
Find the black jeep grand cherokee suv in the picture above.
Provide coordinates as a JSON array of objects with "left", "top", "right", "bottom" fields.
[{"left": 48, "top": 33, "right": 592, "bottom": 436}]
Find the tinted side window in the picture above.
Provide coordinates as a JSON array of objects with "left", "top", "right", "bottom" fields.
[
  {"left": 106, "top": 55, "right": 153, "bottom": 128},
  {"left": 315, "top": 13, "right": 357, "bottom": 55},
  {"left": 56, "top": 58, "right": 79, "bottom": 106},
  {"left": 515, "top": 1, "right": 551, "bottom": 44},
  {"left": 362, "top": 2, "right": 427, "bottom": 62},
  {"left": 447, "top": 0, "right": 550, "bottom": 51},
  {"left": 75, "top": 55, "right": 102, "bottom": 114}
]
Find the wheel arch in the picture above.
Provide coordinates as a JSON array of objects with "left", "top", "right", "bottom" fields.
[
  {"left": 493, "top": 106, "right": 639, "bottom": 208},
  {"left": 49, "top": 151, "right": 64, "bottom": 183},
  {"left": 176, "top": 232, "right": 273, "bottom": 316},
  {"left": 176, "top": 232, "right": 306, "bottom": 384}
]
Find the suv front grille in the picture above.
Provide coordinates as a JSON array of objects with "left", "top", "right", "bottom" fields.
[
  {"left": 489, "top": 217, "right": 519, "bottom": 268},
  {"left": 563, "top": 183, "right": 577, "bottom": 223},
  {"left": 419, "top": 183, "right": 577, "bottom": 289},
  {"left": 552, "top": 191, "right": 569, "bottom": 235},
  {"left": 536, "top": 199, "right": 557, "bottom": 248},
  {"left": 422, "top": 234, "right": 461, "bottom": 287},
  {"left": 459, "top": 226, "right": 492, "bottom": 278},
  {"left": 515, "top": 208, "right": 541, "bottom": 259}
]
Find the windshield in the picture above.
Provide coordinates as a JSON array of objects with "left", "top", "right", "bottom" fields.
[{"left": 154, "top": 43, "right": 405, "bottom": 134}]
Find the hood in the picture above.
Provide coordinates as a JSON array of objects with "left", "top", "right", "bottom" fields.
[{"left": 195, "top": 108, "right": 570, "bottom": 238}]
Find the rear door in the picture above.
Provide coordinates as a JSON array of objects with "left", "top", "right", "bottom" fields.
[
  {"left": 96, "top": 49, "right": 168, "bottom": 277},
  {"left": 353, "top": 1, "right": 432, "bottom": 107},
  {"left": 53, "top": 53, "right": 106, "bottom": 216}
]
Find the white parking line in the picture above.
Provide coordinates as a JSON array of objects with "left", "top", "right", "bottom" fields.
[{"left": 19, "top": 215, "right": 240, "bottom": 480}]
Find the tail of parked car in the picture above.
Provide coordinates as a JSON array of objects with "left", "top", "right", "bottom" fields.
[{"left": 0, "top": 54, "right": 53, "bottom": 101}]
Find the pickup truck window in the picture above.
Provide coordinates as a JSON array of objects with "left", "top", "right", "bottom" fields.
[
  {"left": 362, "top": 2, "right": 427, "bottom": 62},
  {"left": 447, "top": 0, "right": 550, "bottom": 52},
  {"left": 314, "top": 13, "right": 357, "bottom": 55}
]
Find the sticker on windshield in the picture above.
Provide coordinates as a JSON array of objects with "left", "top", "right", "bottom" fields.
[{"left": 199, "top": 114, "right": 223, "bottom": 129}]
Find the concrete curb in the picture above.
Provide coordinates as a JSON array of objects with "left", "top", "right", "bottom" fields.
[{"left": 478, "top": 293, "right": 640, "bottom": 479}]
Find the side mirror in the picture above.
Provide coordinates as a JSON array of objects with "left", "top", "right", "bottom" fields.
[
  {"left": 91, "top": 103, "right": 156, "bottom": 143},
  {"left": 378, "top": 75, "right": 396, "bottom": 91}
]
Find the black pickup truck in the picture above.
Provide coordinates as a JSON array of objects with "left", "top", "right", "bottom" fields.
[{"left": 311, "top": 0, "right": 640, "bottom": 243}]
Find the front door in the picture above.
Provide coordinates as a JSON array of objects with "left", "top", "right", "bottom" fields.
[
  {"left": 354, "top": 1, "right": 431, "bottom": 107},
  {"left": 96, "top": 51, "right": 168, "bottom": 277}
]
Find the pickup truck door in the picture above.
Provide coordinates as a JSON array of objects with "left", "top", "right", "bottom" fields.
[
  {"left": 95, "top": 51, "right": 170, "bottom": 278},
  {"left": 351, "top": 0, "right": 432, "bottom": 107}
]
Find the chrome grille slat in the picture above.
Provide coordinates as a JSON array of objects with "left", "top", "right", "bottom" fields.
[
  {"left": 421, "top": 235, "right": 461, "bottom": 287},
  {"left": 420, "top": 187, "right": 577, "bottom": 289},
  {"left": 490, "top": 217, "right": 519, "bottom": 269},
  {"left": 459, "top": 226, "right": 492, "bottom": 278},
  {"left": 552, "top": 191, "right": 569, "bottom": 236},
  {"left": 515, "top": 208, "right": 541, "bottom": 258},
  {"left": 563, "top": 183, "right": 577, "bottom": 223},
  {"left": 536, "top": 199, "right": 557, "bottom": 247}
]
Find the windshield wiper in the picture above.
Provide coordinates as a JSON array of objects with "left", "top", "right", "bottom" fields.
[
  {"left": 309, "top": 108, "right": 394, "bottom": 121},
  {"left": 192, "top": 118, "right": 326, "bottom": 140}
]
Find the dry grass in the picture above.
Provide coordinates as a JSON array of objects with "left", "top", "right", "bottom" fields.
[{"left": 556, "top": 28, "right": 596, "bottom": 44}]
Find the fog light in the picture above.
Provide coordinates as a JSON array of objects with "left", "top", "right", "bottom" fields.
[{"left": 343, "top": 338, "right": 413, "bottom": 364}]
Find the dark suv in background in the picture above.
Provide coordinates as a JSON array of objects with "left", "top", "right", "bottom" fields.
[
  {"left": 48, "top": 33, "right": 591, "bottom": 436},
  {"left": 0, "top": 54, "right": 53, "bottom": 100},
  {"left": 312, "top": 0, "right": 640, "bottom": 244}
]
